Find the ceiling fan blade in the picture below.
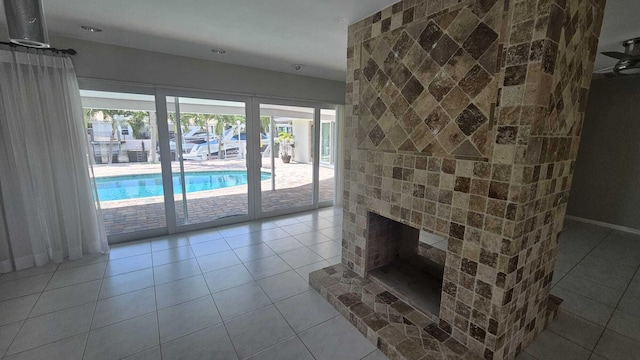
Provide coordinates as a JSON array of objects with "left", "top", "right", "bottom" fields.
[
  {"left": 594, "top": 66, "right": 615, "bottom": 73},
  {"left": 601, "top": 51, "right": 634, "bottom": 60}
]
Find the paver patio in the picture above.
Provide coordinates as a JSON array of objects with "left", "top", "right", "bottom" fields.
[{"left": 93, "top": 158, "right": 335, "bottom": 236}]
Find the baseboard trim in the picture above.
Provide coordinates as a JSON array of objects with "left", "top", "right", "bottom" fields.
[
  {"left": 565, "top": 215, "right": 640, "bottom": 235},
  {"left": 13, "top": 255, "right": 35, "bottom": 271},
  {"left": 0, "top": 259, "right": 12, "bottom": 274}
]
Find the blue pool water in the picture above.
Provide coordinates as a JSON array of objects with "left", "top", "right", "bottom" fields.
[{"left": 96, "top": 171, "right": 271, "bottom": 201}]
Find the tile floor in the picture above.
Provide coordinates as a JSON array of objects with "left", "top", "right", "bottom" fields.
[
  {"left": 0, "top": 209, "right": 639, "bottom": 360},
  {"left": 0, "top": 207, "right": 383, "bottom": 360},
  {"left": 516, "top": 219, "right": 640, "bottom": 360}
]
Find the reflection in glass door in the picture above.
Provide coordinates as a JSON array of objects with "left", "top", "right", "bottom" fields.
[
  {"left": 320, "top": 122, "right": 332, "bottom": 163},
  {"left": 259, "top": 103, "right": 315, "bottom": 213},
  {"left": 167, "top": 96, "right": 250, "bottom": 227},
  {"left": 318, "top": 109, "right": 336, "bottom": 204},
  {"left": 79, "top": 90, "right": 166, "bottom": 238}
]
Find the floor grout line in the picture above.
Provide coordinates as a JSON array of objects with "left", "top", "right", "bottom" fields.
[
  {"left": 2, "top": 263, "right": 58, "bottom": 358},
  {"left": 149, "top": 247, "right": 164, "bottom": 360},
  {"left": 555, "top": 228, "right": 640, "bottom": 360},
  {"left": 11, "top": 213, "right": 640, "bottom": 360},
  {"left": 218, "top": 219, "right": 340, "bottom": 359},
  {"left": 556, "top": 229, "right": 613, "bottom": 360},
  {"left": 81, "top": 266, "right": 105, "bottom": 360},
  {"left": 552, "top": 228, "right": 613, "bottom": 290},
  {"left": 197, "top": 238, "right": 243, "bottom": 360},
  {"left": 591, "top": 259, "right": 640, "bottom": 358},
  {"left": 1, "top": 265, "right": 101, "bottom": 359},
  {"left": 0, "top": 209, "right": 344, "bottom": 360}
]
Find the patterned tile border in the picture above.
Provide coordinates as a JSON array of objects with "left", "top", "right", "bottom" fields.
[{"left": 310, "top": 265, "right": 561, "bottom": 360}]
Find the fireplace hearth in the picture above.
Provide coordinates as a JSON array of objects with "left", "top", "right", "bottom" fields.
[{"left": 369, "top": 253, "right": 443, "bottom": 317}]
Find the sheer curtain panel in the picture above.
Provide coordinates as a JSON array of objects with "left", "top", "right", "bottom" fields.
[{"left": 0, "top": 49, "right": 108, "bottom": 272}]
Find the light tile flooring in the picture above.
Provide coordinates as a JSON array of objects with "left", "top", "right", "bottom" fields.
[
  {"left": 517, "top": 219, "right": 640, "bottom": 360},
  {"left": 0, "top": 207, "right": 384, "bottom": 360},
  {"left": 1, "top": 210, "right": 639, "bottom": 360}
]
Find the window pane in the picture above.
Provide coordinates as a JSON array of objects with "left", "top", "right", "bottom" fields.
[
  {"left": 319, "top": 109, "right": 336, "bottom": 204},
  {"left": 167, "top": 96, "right": 249, "bottom": 226},
  {"left": 80, "top": 90, "right": 166, "bottom": 236},
  {"left": 259, "top": 104, "right": 314, "bottom": 212}
]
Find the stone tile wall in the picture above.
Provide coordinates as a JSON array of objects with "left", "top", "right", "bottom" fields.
[
  {"left": 357, "top": 1, "right": 500, "bottom": 158},
  {"left": 340, "top": 0, "right": 604, "bottom": 359},
  {"left": 499, "top": 0, "right": 606, "bottom": 357}
]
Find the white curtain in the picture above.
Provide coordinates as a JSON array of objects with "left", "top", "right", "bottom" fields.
[{"left": 0, "top": 49, "right": 109, "bottom": 272}]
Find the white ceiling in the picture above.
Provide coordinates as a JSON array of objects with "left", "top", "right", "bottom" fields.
[
  {"left": 0, "top": 0, "right": 396, "bottom": 81},
  {"left": 594, "top": 0, "right": 640, "bottom": 73},
  {"left": 0, "top": 0, "right": 637, "bottom": 81}
]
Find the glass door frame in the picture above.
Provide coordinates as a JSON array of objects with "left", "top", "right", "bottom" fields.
[
  {"left": 78, "top": 79, "right": 168, "bottom": 244},
  {"left": 320, "top": 121, "right": 333, "bottom": 165},
  {"left": 318, "top": 108, "right": 338, "bottom": 207},
  {"left": 79, "top": 79, "right": 338, "bottom": 243},
  {"left": 253, "top": 97, "right": 337, "bottom": 218},
  {"left": 156, "top": 88, "right": 258, "bottom": 235}
]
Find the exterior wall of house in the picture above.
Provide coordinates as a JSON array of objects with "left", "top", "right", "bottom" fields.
[{"left": 292, "top": 119, "right": 313, "bottom": 164}]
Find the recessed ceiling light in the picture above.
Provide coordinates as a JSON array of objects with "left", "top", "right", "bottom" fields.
[
  {"left": 81, "top": 25, "right": 103, "bottom": 33},
  {"left": 211, "top": 49, "right": 226, "bottom": 54},
  {"left": 292, "top": 64, "right": 304, "bottom": 71}
]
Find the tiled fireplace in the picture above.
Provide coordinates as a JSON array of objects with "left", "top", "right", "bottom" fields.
[{"left": 310, "top": 0, "right": 605, "bottom": 359}]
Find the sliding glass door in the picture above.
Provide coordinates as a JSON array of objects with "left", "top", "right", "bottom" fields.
[
  {"left": 79, "top": 89, "right": 167, "bottom": 239},
  {"left": 258, "top": 103, "right": 315, "bottom": 214},
  {"left": 79, "top": 82, "right": 337, "bottom": 242},
  {"left": 165, "top": 95, "right": 252, "bottom": 230}
]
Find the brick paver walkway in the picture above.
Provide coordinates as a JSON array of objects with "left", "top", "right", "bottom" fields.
[{"left": 94, "top": 158, "right": 335, "bottom": 236}]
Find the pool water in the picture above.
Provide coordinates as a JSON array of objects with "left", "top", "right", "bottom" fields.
[{"left": 96, "top": 171, "right": 271, "bottom": 202}]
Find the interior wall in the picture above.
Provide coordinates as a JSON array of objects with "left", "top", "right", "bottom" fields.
[
  {"left": 567, "top": 76, "right": 640, "bottom": 230},
  {"left": 0, "top": 30, "right": 345, "bottom": 104}
]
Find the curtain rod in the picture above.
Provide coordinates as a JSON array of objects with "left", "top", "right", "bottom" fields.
[{"left": 0, "top": 41, "right": 77, "bottom": 55}]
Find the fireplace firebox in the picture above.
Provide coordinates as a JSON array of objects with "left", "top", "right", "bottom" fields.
[{"left": 365, "top": 211, "right": 445, "bottom": 317}]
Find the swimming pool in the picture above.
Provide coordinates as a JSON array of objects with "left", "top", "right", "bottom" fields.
[{"left": 96, "top": 171, "right": 271, "bottom": 201}]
